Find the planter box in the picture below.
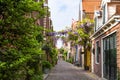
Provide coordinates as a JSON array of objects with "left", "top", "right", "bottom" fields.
[{"left": 43, "top": 68, "right": 50, "bottom": 74}]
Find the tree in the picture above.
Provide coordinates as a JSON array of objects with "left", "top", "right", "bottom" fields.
[
  {"left": 0, "top": 0, "right": 46, "bottom": 80},
  {"left": 68, "top": 18, "right": 94, "bottom": 70},
  {"left": 68, "top": 18, "right": 93, "bottom": 45}
]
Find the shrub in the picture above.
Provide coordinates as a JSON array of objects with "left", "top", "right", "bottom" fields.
[
  {"left": 31, "top": 74, "right": 43, "bottom": 80},
  {"left": 42, "top": 61, "right": 52, "bottom": 74},
  {"left": 66, "top": 58, "right": 73, "bottom": 63},
  {"left": 42, "top": 61, "right": 52, "bottom": 70}
]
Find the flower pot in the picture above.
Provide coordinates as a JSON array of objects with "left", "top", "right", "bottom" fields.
[{"left": 43, "top": 68, "right": 49, "bottom": 74}]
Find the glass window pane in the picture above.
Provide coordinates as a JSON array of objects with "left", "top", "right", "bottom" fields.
[{"left": 96, "top": 41, "right": 99, "bottom": 63}]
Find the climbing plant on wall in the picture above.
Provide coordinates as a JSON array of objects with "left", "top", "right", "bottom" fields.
[
  {"left": 67, "top": 18, "right": 93, "bottom": 50},
  {"left": 68, "top": 18, "right": 94, "bottom": 70},
  {"left": 0, "top": 0, "right": 46, "bottom": 80}
]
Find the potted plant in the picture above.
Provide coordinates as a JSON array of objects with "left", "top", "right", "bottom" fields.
[{"left": 42, "top": 61, "right": 52, "bottom": 74}]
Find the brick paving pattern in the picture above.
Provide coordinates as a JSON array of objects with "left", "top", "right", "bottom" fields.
[{"left": 45, "top": 60, "right": 100, "bottom": 80}]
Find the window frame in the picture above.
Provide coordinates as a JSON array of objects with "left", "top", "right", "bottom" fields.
[
  {"left": 94, "top": 17, "right": 97, "bottom": 32},
  {"left": 95, "top": 41, "right": 100, "bottom": 64}
]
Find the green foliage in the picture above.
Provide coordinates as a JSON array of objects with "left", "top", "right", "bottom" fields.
[
  {"left": 77, "top": 28, "right": 88, "bottom": 39},
  {"left": 68, "top": 18, "right": 94, "bottom": 49},
  {"left": 42, "top": 44, "right": 51, "bottom": 52},
  {"left": 66, "top": 58, "right": 73, "bottom": 63},
  {"left": 42, "top": 61, "right": 52, "bottom": 70},
  {"left": 36, "top": 33, "right": 44, "bottom": 43},
  {"left": 31, "top": 74, "right": 43, "bottom": 80},
  {"left": 62, "top": 50, "right": 67, "bottom": 60},
  {"left": 68, "top": 32, "right": 78, "bottom": 42},
  {"left": 0, "top": 0, "right": 46, "bottom": 80},
  {"left": 59, "top": 48, "right": 64, "bottom": 54},
  {"left": 118, "top": 68, "right": 120, "bottom": 80},
  {"left": 50, "top": 48, "right": 58, "bottom": 66},
  {"left": 59, "top": 48, "right": 67, "bottom": 60},
  {"left": 42, "top": 42, "right": 58, "bottom": 66},
  {"left": 50, "top": 48, "right": 58, "bottom": 58}
]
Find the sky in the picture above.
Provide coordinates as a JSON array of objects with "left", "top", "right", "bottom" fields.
[
  {"left": 48, "top": 0, "right": 80, "bottom": 32},
  {"left": 48, "top": 0, "right": 80, "bottom": 48}
]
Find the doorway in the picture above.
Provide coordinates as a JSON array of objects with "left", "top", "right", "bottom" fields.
[{"left": 103, "top": 33, "right": 117, "bottom": 80}]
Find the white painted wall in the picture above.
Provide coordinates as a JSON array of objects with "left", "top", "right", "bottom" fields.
[{"left": 108, "top": 4, "right": 116, "bottom": 18}]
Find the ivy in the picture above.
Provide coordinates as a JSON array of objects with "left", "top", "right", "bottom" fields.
[{"left": 0, "top": 0, "right": 46, "bottom": 80}]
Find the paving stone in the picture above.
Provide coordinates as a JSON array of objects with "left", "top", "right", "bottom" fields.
[{"left": 45, "top": 60, "right": 100, "bottom": 80}]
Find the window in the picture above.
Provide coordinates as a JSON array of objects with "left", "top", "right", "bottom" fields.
[
  {"left": 103, "top": 33, "right": 117, "bottom": 79},
  {"left": 94, "top": 11, "right": 103, "bottom": 32},
  {"left": 96, "top": 41, "right": 100, "bottom": 63},
  {"left": 94, "top": 17, "right": 97, "bottom": 32},
  {"left": 103, "top": 4, "right": 106, "bottom": 24}
]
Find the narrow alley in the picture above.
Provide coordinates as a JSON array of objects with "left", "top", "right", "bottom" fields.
[{"left": 45, "top": 60, "right": 100, "bottom": 80}]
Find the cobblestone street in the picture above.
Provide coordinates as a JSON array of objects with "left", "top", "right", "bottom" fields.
[{"left": 45, "top": 60, "right": 100, "bottom": 80}]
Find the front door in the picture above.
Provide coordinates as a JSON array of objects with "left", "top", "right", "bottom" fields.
[{"left": 103, "top": 33, "right": 117, "bottom": 80}]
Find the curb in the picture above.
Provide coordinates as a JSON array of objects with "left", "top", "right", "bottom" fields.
[{"left": 43, "top": 74, "right": 49, "bottom": 80}]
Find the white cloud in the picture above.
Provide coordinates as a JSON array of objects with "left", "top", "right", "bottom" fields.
[{"left": 48, "top": 0, "right": 80, "bottom": 31}]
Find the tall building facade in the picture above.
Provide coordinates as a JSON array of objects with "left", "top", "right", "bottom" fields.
[
  {"left": 91, "top": 0, "right": 120, "bottom": 79},
  {"left": 79, "top": 0, "right": 101, "bottom": 20},
  {"left": 35, "top": 0, "right": 55, "bottom": 46}
]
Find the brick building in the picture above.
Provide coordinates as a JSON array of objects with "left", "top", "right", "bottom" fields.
[
  {"left": 91, "top": 0, "right": 120, "bottom": 79},
  {"left": 35, "top": 0, "right": 55, "bottom": 47},
  {"left": 82, "top": 0, "right": 101, "bottom": 19}
]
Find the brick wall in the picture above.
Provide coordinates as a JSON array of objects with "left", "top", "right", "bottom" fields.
[
  {"left": 82, "top": 0, "right": 101, "bottom": 19},
  {"left": 93, "top": 38, "right": 102, "bottom": 77},
  {"left": 93, "top": 22, "right": 120, "bottom": 77},
  {"left": 117, "top": 23, "right": 120, "bottom": 69},
  {"left": 103, "top": 23, "right": 120, "bottom": 68}
]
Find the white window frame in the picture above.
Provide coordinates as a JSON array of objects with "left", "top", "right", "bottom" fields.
[
  {"left": 95, "top": 40, "right": 100, "bottom": 64},
  {"left": 94, "top": 17, "right": 98, "bottom": 32}
]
